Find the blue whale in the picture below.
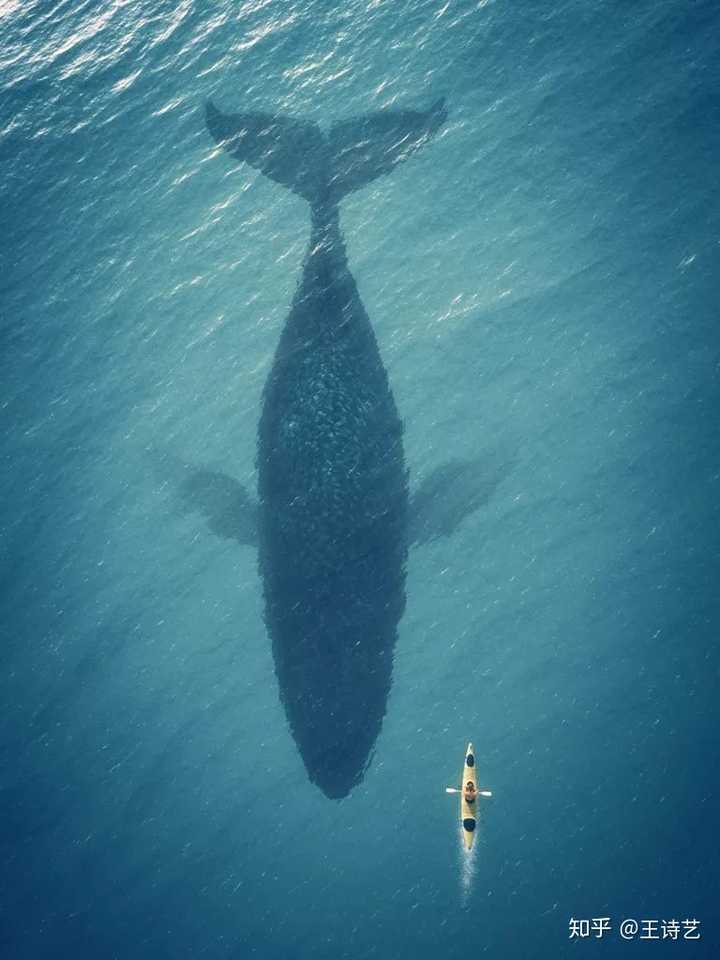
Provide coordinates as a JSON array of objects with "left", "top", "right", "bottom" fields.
[{"left": 206, "top": 97, "right": 447, "bottom": 797}]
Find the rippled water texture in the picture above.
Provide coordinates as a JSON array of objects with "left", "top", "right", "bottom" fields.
[{"left": 2, "top": 1, "right": 719, "bottom": 957}]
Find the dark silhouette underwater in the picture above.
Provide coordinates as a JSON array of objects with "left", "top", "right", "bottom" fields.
[{"left": 175, "top": 96, "right": 506, "bottom": 798}]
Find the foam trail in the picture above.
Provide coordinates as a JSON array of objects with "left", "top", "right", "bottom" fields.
[{"left": 459, "top": 827, "right": 477, "bottom": 906}]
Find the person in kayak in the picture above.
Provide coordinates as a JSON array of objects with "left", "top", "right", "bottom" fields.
[{"left": 464, "top": 781, "right": 477, "bottom": 804}]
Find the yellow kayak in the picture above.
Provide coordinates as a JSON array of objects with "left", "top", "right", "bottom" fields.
[
  {"left": 461, "top": 742, "right": 477, "bottom": 849},
  {"left": 447, "top": 741, "right": 492, "bottom": 850}
]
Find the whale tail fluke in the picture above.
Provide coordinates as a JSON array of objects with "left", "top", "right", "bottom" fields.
[
  {"left": 327, "top": 96, "right": 448, "bottom": 201},
  {"left": 205, "top": 97, "right": 447, "bottom": 204},
  {"left": 205, "top": 99, "right": 326, "bottom": 203}
]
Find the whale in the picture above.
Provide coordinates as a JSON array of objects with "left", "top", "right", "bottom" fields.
[{"left": 205, "top": 97, "right": 447, "bottom": 798}]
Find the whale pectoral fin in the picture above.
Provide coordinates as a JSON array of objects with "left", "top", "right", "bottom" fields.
[
  {"left": 205, "top": 99, "right": 325, "bottom": 202},
  {"left": 179, "top": 467, "right": 258, "bottom": 548},
  {"left": 409, "top": 453, "right": 509, "bottom": 546},
  {"left": 328, "top": 97, "right": 448, "bottom": 199}
]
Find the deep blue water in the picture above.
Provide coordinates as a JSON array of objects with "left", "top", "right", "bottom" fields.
[{"left": 2, "top": 0, "right": 719, "bottom": 957}]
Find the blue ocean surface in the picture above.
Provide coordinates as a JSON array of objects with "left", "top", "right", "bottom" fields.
[{"left": 1, "top": 0, "right": 719, "bottom": 957}]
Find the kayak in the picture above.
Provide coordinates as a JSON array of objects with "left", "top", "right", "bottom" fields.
[
  {"left": 460, "top": 741, "right": 477, "bottom": 850},
  {"left": 445, "top": 742, "right": 492, "bottom": 848}
]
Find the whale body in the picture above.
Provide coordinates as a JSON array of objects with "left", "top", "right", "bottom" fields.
[{"left": 206, "top": 98, "right": 447, "bottom": 797}]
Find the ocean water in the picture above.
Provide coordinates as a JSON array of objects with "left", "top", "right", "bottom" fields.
[{"left": 1, "top": 0, "right": 719, "bottom": 957}]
